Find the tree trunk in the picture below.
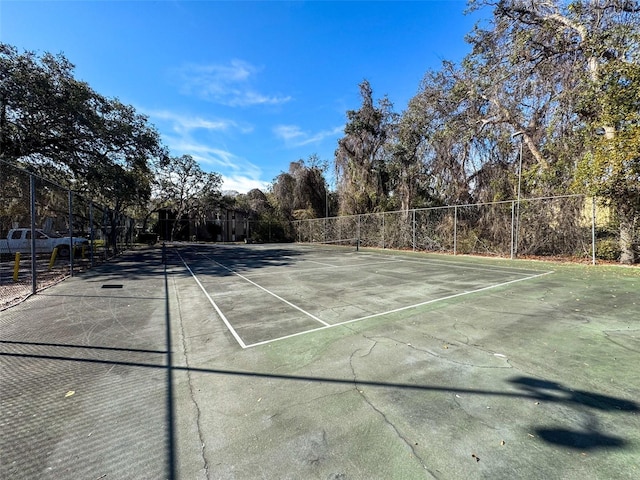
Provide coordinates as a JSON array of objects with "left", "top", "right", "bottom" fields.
[{"left": 617, "top": 203, "right": 637, "bottom": 264}]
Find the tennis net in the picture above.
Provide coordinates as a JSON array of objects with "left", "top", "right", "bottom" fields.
[{"left": 296, "top": 238, "right": 360, "bottom": 253}]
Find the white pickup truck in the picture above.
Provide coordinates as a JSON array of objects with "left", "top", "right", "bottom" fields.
[{"left": 0, "top": 228, "right": 88, "bottom": 258}]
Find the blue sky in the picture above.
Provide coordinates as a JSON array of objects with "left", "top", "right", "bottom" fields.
[{"left": 1, "top": 0, "right": 485, "bottom": 193}]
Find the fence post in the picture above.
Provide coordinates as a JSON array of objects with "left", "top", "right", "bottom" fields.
[
  {"left": 591, "top": 197, "right": 597, "bottom": 265},
  {"left": 382, "top": 212, "right": 385, "bottom": 249},
  {"left": 357, "top": 215, "right": 361, "bottom": 245},
  {"left": 89, "top": 201, "right": 95, "bottom": 268},
  {"left": 515, "top": 198, "right": 521, "bottom": 258},
  {"left": 454, "top": 205, "right": 458, "bottom": 255},
  {"left": 510, "top": 200, "right": 515, "bottom": 260},
  {"left": 30, "top": 174, "right": 37, "bottom": 294},
  {"left": 68, "top": 190, "right": 74, "bottom": 277},
  {"left": 412, "top": 209, "right": 416, "bottom": 251}
]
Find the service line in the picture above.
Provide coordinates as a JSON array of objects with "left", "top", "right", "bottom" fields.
[{"left": 201, "top": 255, "right": 331, "bottom": 327}]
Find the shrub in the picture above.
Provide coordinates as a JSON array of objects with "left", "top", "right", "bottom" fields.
[{"left": 595, "top": 238, "right": 620, "bottom": 261}]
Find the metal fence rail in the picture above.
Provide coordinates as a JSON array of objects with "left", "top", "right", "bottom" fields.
[{"left": 293, "top": 195, "right": 638, "bottom": 265}]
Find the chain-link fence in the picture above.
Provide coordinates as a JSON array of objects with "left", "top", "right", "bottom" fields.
[
  {"left": 293, "top": 195, "right": 640, "bottom": 264},
  {"left": 3, "top": 162, "right": 637, "bottom": 309},
  {"left": 156, "top": 216, "right": 289, "bottom": 244},
  {"left": 1, "top": 162, "right": 138, "bottom": 309}
]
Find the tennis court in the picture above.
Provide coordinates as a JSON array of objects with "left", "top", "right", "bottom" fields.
[
  {"left": 2, "top": 245, "right": 639, "bottom": 479},
  {"left": 173, "top": 243, "right": 552, "bottom": 348}
]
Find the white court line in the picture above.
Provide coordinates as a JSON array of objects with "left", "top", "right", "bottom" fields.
[
  {"left": 239, "top": 255, "right": 534, "bottom": 279},
  {"left": 243, "top": 270, "right": 554, "bottom": 348},
  {"left": 357, "top": 253, "right": 541, "bottom": 276},
  {"left": 202, "top": 255, "right": 331, "bottom": 328},
  {"left": 239, "top": 258, "right": 403, "bottom": 278},
  {"left": 306, "top": 259, "right": 340, "bottom": 267},
  {"left": 177, "top": 252, "right": 247, "bottom": 349}
]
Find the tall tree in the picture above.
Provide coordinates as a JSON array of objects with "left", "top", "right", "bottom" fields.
[
  {"left": 464, "top": 1, "right": 591, "bottom": 182},
  {"left": 335, "top": 80, "right": 396, "bottom": 215},
  {"left": 155, "top": 154, "right": 222, "bottom": 240},
  {"left": 464, "top": 1, "right": 639, "bottom": 261},
  {"left": 290, "top": 155, "right": 328, "bottom": 218},
  {"left": 410, "top": 63, "right": 487, "bottom": 205},
  {"left": 0, "top": 44, "right": 164, "bottom": 242},
  {"left": 271, "top": 171, "right": 296, "bottom": 220},
  {"left": 576, "top": 61, "right": 640, "bottom": 263},
  {"left": 387, "top": 94, "right": 431, "bottom": 213},
  {"left": 0, "top": 43, "right": 97, "bottom": 169},
  {"left": 271, "top": 155, "right": 329, "bottom": 219},
  {"left": 465, "top": 0, "right": 639, "bottom": 183}
]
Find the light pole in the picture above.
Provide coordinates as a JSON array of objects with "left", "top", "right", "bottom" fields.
[{"left": 512, "top": 131, "right": 524, "bottom": 258}]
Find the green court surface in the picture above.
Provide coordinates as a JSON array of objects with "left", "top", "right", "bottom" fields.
[
  {"left": 1, "top": 244, "right": 638, "bottom": 479},
  {"left": 175, "top": 243, "right": 554, "bottom": 348}
]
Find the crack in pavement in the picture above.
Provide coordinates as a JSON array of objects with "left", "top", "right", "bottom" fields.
[
  {"left": 451, "top": 393, "right": 499, "bottom": 431},
  {"left": 363, "top": 333, "right": 514, "bottom": 369},
  {"left": 175, "top": 276, "right": 210, "bottom": 480},
  {"left": 348, "top": 340, "right": 440, "bottom": 479}
]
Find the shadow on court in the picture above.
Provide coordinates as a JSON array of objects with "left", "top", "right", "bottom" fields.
[
  {"left": 1, "top": 244, "right": 639, "bottom": 479},
  {"left": 1, "top": 344, "right": 637, "bottom": 478},
  {"left": 172, "top": 243, "right": 308, "bottom": 275}
]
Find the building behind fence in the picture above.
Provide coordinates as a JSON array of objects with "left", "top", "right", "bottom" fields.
[
  {"left": 293, "top": 195, "right": 638, "bottom": 264},
  {"left": 1, "top": 161, "right": 138, "bottom": 309},
  {"left": 157, "top": 210, "right": 293, "bottom": 244}
]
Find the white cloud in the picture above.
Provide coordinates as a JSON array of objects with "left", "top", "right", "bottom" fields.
[
  {"left": 146, "top": 109, "right": 254, "bottom": 135},
  {"left": 221, "top": 175, "right": 270, "bottom": 193},
  {"left": 206, "top": 153, "right": 260, "bottom": 179},
  {"left": 179, "top": 146, "right": 267, "bottom": 193},
  {"left": 167, "top": 140, "right": 263, "bottom": 179},
  {"left": 174, "top": 60, "right": 292, "bottom": 107},
  {"left": 273, "top": 124, "right": 344, "bottom": 147},
  {"left": 150, "top": 110, "right": 234, "bottom": 132},
  {"left": 143, "top": 107, "right": 266, "bottom": 193},
  {"left": 273, "top": 125, "right": 305, "bottom": 142}
]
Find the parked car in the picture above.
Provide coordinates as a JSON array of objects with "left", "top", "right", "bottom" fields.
[{"left": 0, "top": 228, "right": 89, "bottom": 258}]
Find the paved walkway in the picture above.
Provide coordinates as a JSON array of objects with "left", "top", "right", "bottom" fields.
[{"left": 1, "top": 246, "right": 639, "bottom": 479}]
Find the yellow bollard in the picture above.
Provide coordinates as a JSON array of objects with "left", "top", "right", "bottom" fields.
[
  {"left": 13, "top": 252, "right": 20, "bottom": 282},
  {"left": 49, "top": 247, "right": 58, "bottom": 270}
]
